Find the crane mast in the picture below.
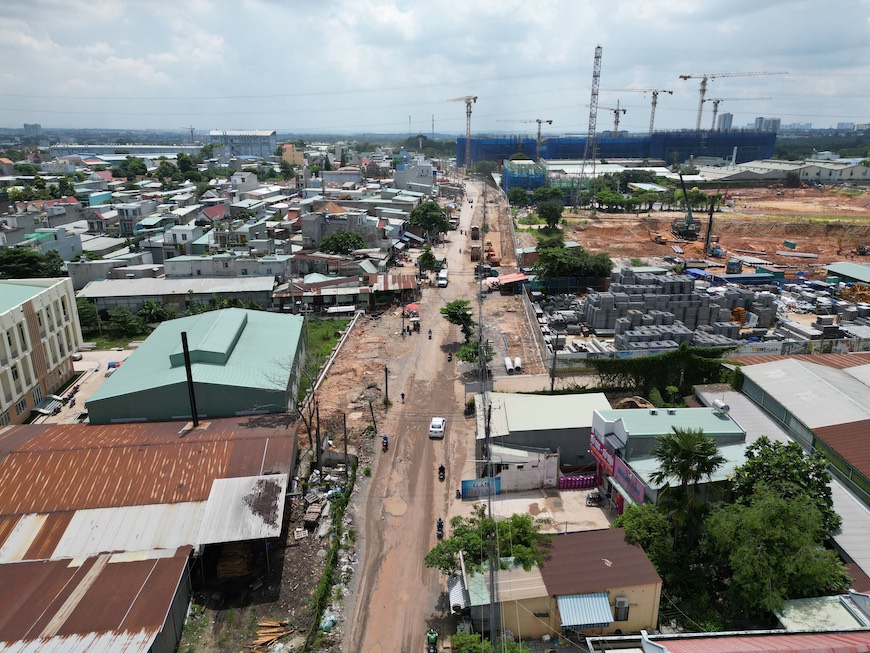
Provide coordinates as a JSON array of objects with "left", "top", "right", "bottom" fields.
[
  {"left": 447, "top": 95, "right": 478, "bottom": 170},
  {"left": 576, "top": 45, "right": 602, "bottom": 204}
]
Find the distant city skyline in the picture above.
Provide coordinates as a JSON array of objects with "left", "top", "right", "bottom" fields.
[{"left": 2, "top": 0, "right": 869, "bottom": 135}]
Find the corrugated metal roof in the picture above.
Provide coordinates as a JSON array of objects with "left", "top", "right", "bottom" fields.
[
  {"left": 740, "top": 359, "right": 870, "bottom": 429},
  {"left": 629, "top": 444, "right": 747, "bottom": 489},
  {"left": 594, "top": 408, "right": 744, "bottom": 438},
  {"left": 556, "top": 592, "right": 612, "bottom": 628},
  {"left": 0, "top": 547, "right": 190, "bottom": 650},
  {"left": 825, "top": 262, "right": 870, "bottom": 283},
  {"left": 448, "top": 575, "right": 468, "bottom": 611},
  {"left": 830, "top": 481, "right": 870, "bottom": 578},
  {"left": 77, "top": 275, "right": 275, "bottom": 299},
  {"left": 540, "top": 529, "right": 660, "bottom": 597},
  {"left": 695, "top": 388, "right": 793, "bottom": 445},
  {"left": 660, "top": 631, "right": 870, "bottom": 653},
  {"left": 815, "top": 419, "right": 870, "bottom": 480},
  {"left": 731, "top": 353, "right": 870, "bottom": 369},
  {"left": 0, "top": 419, "right": 297, "bottom": 517},
  {"left": 777, "top": 596, "right": 867, "bottom": 630},
  {"left": 197, "top": 475, "right": 287, "bottom": 545},
  {"left": 481, "top": 392, "right": 610, "bottom": 440}
]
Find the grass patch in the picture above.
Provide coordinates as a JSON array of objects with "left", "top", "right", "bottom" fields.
[
  {"left": 517, "top": 212, "right": 544, "bottom": 225},
  {"left": 834, "top": 188, "right": 865, "bottom": 197},
  {"left": 296, "top": 318, "right": 352, "bottom": 403},
  {"left": 178, "top": 602, "right": 209, "bottom": 651},
  {"left": 84, "top": 331, "right": 152, "bottom": 350}
]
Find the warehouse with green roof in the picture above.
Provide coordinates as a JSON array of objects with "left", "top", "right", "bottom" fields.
[{"left": 86, "top": 308, "right": 306, "bottom": 423}]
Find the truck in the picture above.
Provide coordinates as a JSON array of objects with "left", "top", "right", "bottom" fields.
[
  {"left": 469, "top": 245, "right": 482, "bottom": 262},
  {"left": 470, "top": 225, "right": 480, "bottom": 240}
]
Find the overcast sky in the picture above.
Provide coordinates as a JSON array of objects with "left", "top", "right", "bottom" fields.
[{"left": 2, "top": 0, "right": 869, "bottom": 136}]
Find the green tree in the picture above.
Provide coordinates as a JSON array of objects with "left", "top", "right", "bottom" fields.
[
  {"left": 0, "top": 248, "right": 48, "bottom": 279},
  {"left": 279, "top": 159, "right": 295, "bottom": 181},
  {"left": 107, "top": 306, "right": 146, "bottom": 338},
  {"left": 198, "top": 143, "right": 216, "bottom": 159},
  {"left": 649, "top": 428, "right": 725, "bottom": 545},
  {"left": 176, "top": 152, "right": 195, "bottom": 174},
  {"left": 409, "top": 201, "right": 450, "bottom": 241},
  {"left": 703, "top": 489, "right": 850, "bottom": 618},
  {"left": 507, "top": 187, "right": 529, "bottom": 207},
  {"left": 508, "top": 152, "right": 530, "bottom": 160},
  {"left": 450, "top": 632, "right": 530, "bottom": 653},
  {"left": 440, "top": 299, "right": 476, "bottom": 342},
  {"left": 41, "top": 250, "right": 65, "bottom": 276},
  {"left": 535, "top": 229, "right": 564, "bottom": 250},
  {"left": 14, "top": 163, "right": 38, "bottom": 176},
  {"left": 416, "top": 245, "right": 440, "bottom": 273},
  {"left": 471, "top": 160, "right": 499, "bottom": 176},
  {"left": 731, "top": 436, "right": 841, "bottom": 535},
  {"left": 532, "top": 247, "right": 612, "bottom": 280},
  {"left": 72, "top": 251, "right": 102, "bottom": 262},
  {"left": 76, "top": 297, "right": 100, "bottom": 332},
  {"left": 425, "top": 504, "right": 551, "bottom": 575},
  {"left": 613, "top": 503, "right": 681, "bottom": 584},
  {"left": 319, "top": 230, "right": 366, "bottom": 255},
  {"left": 536, "top": 200, "right": 563, "bottom": 228},
  {"left": 455, "top": 339, "right": 495, "bottom": 364},
  {"left": 138, "top": 300, "right": 169, "bottom": 324}
]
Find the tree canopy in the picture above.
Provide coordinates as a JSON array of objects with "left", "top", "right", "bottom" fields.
[
  {"left": 111, "top": 156, "right": 147, "bottom": 180},
  {"left": 507, "top": 187, "right": 529, "bottom": 207},
  {"left": 0, "top": 248, "right": 65, "bottom": 279},
  {"left": 319, "top": 230, "right": 366, "bottom": 255},
  {"left": 471, "top": 160, "right": 499, "bottom": 176},
  {"left": 703, "top": 489, "right": 849, "bottom": 617},
  {"left": 532, "top": 246, "right": 612, "bottom": 280},
  {"left": 409, "top": 201, "right": 450, "bottom": 240},
  {"left": 416, "top": 245, "right": 440, "bottom": 273},
  {"left": 731, "top": 436, "right": 841, "bottom": 535},
  {"left": 425, "top": 504, "right": 551, "bottom": 575},
  {"left": 440, "top": 299, "right": 476, "bottom": 342},
  {"left": 536, "top": 200, "right": 563, "bottom": 229}
]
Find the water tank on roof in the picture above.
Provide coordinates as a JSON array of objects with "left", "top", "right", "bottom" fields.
[{"left": 712, "top": 399, "right": 730, "bottom": 413}]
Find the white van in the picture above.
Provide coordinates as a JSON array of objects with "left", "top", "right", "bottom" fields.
[{"left": 437, "top": 269, "right": 449, "bottom": 287}]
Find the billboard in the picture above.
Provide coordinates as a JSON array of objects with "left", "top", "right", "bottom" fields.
[
  {"left": 461, "top": 477, "right": 501, "bottom": 499},
  {"left": 589, "top": 431, "right": 614, "bottom": 476}
]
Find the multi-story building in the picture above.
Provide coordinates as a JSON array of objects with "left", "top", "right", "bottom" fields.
[
  {"left": 281, "top": 143, "right": 305, "bottom": 166},
  {"left": 716, "top": 112, "right": 733, "bottom": 131},
  {"left": 0, "top": 278, "right": 83, "bottom": 426},
  {"left": 116, "top": 199, "right": 159, "bottom": 236},
  {"left": 209, "top": 130, "right": 277, "bottom": 158}
]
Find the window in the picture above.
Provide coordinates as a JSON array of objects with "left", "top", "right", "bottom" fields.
[
  {"left": 0, "top": 411, "right": 9, "bottom": 427},
  {"left": 11, "top": 365, "right": 19, "bottom": 381},
  {"left": 182, "top": 233, "right": 187, "bottom": 241},
  {"left": 614, "top": 597, "right": 629, "bottom": 622},
  {"left": 18, "top": 323, "right": 26, "bottom": 349},
  {"left": 32, "top": 386, "right": 43, "bottom": 405},
  {"left": 15, "top": 398, "right": 27, "bottom": 415}
]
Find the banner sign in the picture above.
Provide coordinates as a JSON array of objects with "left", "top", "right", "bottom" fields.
[
  {"left": 461, "top": 477, "right": 501, "bottom": 499},
  {"left": 613, "top": 457, "right": 646, "bottom": 504},
  {"left": 589, "top": 431, "right": 614, "bottom": 476}
]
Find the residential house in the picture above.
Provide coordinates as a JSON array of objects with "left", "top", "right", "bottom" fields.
[
  {"left": 164, "top": 253, "right": 292, "bottom": 281},
  {"left": 165, "top": 224, "right": 205, "bottom": 256},
  {"left": 459, "top": 529, "right": 661, "bottom": 638},
  {"left": 17, "top": 226, "right": 83, "bottom": 261},
  {"left": 281, "top": 143, "right": 305, "bottom": 166},
  {"left": 117, "top": 199, "right": 159, "bottom": 236},
  {"left": 230, "top": 170, "right": 260, "bottom": 192},
  {"left": 212, "top": 217, "right": 270, "bottom": 251},
  {"left": 68, "top": 252, "right": 155, "bottom": 291}
]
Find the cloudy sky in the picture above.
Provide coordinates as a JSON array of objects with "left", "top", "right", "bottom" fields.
[{"left": 2, "top": 0, "right": 869, "bottom": 136}]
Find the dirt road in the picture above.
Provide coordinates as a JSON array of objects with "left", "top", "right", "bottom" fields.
[{"left": 345, "top": 182, "right": 483, "bottom": 653}]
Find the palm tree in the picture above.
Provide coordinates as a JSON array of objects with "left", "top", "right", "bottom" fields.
[{"left": 649, "top": 427, "right": 726, "bottom": 543}]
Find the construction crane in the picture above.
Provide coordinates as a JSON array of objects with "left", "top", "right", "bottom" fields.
[
  {"left": 448, "top": 95, "right": 478, "bottom": 170},
  {"left": 703, "top": 97, "right": 772, "bottom": 130},
  {"left": 575, "top": 45, "right": 603, "bottom": 206},
  {"left": 494, "top": 118, "right": 553, "bottom": 160},
  {"left": 679, "top": 71, "right": 787, "bottom": 130},
  {"left": 596, "top": 100, "right": 627, "bottom": 133},
  {"left": 603, "top": 88, "right": 673, "bottom": 133}
]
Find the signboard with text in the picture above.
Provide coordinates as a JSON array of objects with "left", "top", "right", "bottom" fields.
[
  {"left": 613, "top": 457, "right": 646, "bottom": 504},
  {"left": 461, "top": 477, "right": 501, "bottom": 499},
  {"left": 589, "top": 431, "right": 614, "bottom": 476}
]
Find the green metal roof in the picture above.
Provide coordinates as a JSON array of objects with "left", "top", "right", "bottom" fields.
[
  {"left": 594, "top": 408, "right": 744, "bottom": 438},
  {"left": 629, "top": 443, "right": 747, "bottom": 488},
  {"left": 0, "top": 280, "right": 55, "bottom": 315},
  {"left": 824, "top": 262, "right": 870, "bottom": 284},
  {"left": 88, "top": 308, "right": 304, "bottom": 401}
]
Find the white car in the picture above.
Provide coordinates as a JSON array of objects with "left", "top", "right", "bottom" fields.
[{"left": 429, "top": 417, "right": 446, "bottom": 439}]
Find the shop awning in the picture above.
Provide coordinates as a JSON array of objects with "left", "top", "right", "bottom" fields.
[
  {"left": 557, "top": 592, "right": 613, "bottom": 628},
  {"left": 394, "top": 241, "right": 406, "bottom": 250},
  {"left": 448, "top": 575, "right": 468, "bottom": 612},
  {"left": 607, "top": 476, "right": 637, "bottom": 506},
  {"left": 405, "top": 232, "right": 424, "bottom": 243}
]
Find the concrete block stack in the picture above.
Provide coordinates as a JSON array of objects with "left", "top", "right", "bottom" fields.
[{"left": 613, "top": 322, "right": 694, "bottom": 350}]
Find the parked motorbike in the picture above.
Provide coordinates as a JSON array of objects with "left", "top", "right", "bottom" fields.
[
  {"left": 447, "top": 352, "right": 452, "bottom": 362},
  {"left": 436, "top": 518, "right": 444, "bottom": 540},
  {"left": 428, "top": 329, "right": 432, "bottom": 340},
  {"left": 382, "top": 435, "right": 389, "bottom": 452},
  {"left": 456, "top": 488, "right": 461, "bottom": 500},
  {"left": 438, "top": 464, "right": 445, "bottom": 482}
]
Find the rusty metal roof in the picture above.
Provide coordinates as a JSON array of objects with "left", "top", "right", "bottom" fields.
[
  {"left": 660, "top": 631, "right": 870, "bottom": 653},
  {"left": 539, "top": 528, "right": 660, "bottom": 597},
  {"left": 0, "top": 546, "right": 191, "bottom": 651},
  {"left": 0, "top": 419, "right": 298, "bottom": 516},
  {"left": 730, "top": 352, "right": 870, "bottom": 369},
  {"left": 815, "top": 419, "right": 870, "bottom": 480}
]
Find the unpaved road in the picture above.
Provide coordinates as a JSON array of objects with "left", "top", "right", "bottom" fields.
[{"left": 345, "top": 180, "right": 484, "bottom": 653}]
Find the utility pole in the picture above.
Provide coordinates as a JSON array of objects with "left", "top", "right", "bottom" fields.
[
  {"left": 343, "top": 413, "right": 348, "bottom": 482},
  {"left": 368, "top": 400, "right": 377, "bottom": 434},
  {"left": 384, "top": 365, "right": 389, "bottom": 403},
  {"left": 315, "top": 399, "right": 321, "bottom": 470},
  {"left": 550, "top": 347, "right": 557, "bottom": 392}
]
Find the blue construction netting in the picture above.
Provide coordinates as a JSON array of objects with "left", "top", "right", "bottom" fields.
[{"left": 457, "top": 130, "right": 776, "bottom": 167}]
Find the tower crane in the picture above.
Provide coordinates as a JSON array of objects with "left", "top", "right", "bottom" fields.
[
  {"left": 575, "top": 44, "right": 602, "bottom": 206},
  {"left": 594, "top": 100, "right": 627, "bottom": 133},
  {"left": 702, "top": 97, "right": 772, "bottom": 130},
  {"left": 494, "top": 118, "right": 553, "bottom": 160},
  {"left": 603, "top": 88, "right": 673, "bottom": 134},
  {"left": 679, "top": 71, "right": 787, "bottom": 130},
  {"left": 447, "top": 95, "right": 478, "bottom": 170}
]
